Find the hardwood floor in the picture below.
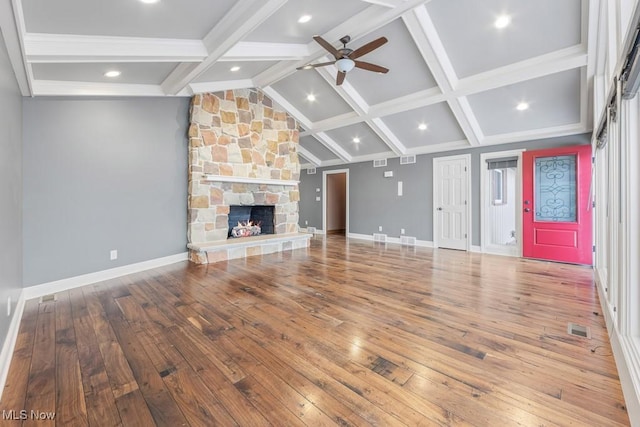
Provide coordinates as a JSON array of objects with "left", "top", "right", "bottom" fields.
[{"left": 1, "top": 235, "right": 629, "bottom": 426}]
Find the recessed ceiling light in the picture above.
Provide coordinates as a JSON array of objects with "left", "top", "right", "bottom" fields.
[
  {"left": 494, "top": 14, "right": 511, "bottom": 29},
  {"left": 418, "top": 123, "right": 428, "bottom": 131},
  {"left": 306, "top": 94, "right": 316, "bottom": 102},
  {"left": 139, "top": 0, "right": 160, "bottom": 3},
  {"left": 230, "top": 66, "right": 241, "bottom": 72},
  {"left": 298, "top": 14, "right": 312, "bottom": 23},
  {"left": 516, "top": 102, "right": 529, "bottom": 111},
  {"left": 104, "top": 70, "right": 121, "bottom": 78},
  {"left": 353, "top": 137, "right": 361, "bottom": 143}
]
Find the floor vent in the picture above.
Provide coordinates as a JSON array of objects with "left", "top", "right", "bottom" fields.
[
  {"left": 567, "top": 323, "right": 591, "bottom": 339},
  {"left": 373, "top": 159, "right": 387, "bottom": 168},
  {"left": 400, "top": 236, "right": 417, "bottom": 246},
  {"left": 307, "top": 226, "right": 317, "bottom": 234},
  {"left": 400, "top": 155, "right": 416, "bottom": 165},
  {"left": 373, "top": 233, "right": 387, "bottom": 243},
  {"left": 40, "top": 294, "right": 57, "bottom": 303},
  {"left": 306, "top": 167, "right": 316, "bottom": 175}
]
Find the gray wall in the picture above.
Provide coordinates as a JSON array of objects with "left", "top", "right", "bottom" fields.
[
  {"left": 299, "top": 133, "right": 591, "bottom": 245},
  {"left": 0, "top": 33, "right": 23, "bottom": 347},
  {"left": 23, "top": 97, "right": 190, "bottom": 286}
]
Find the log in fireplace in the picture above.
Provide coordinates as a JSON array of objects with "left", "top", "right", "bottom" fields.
[{"left": 227, "top": 205, "right": 275, "bottom": 238}]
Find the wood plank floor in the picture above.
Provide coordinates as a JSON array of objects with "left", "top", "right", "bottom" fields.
[{"left": 1, "top": 235, "right": 630, "bottom": 426}]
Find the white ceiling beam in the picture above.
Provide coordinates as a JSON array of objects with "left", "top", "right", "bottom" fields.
[
  {"left": 189, "top": 79, "right": 254, "bottom": 94},
  {"left": 314, "top": 132, "right": 352, "bottom": 163},
  {"left": 261, "top": 86, "right": 313, "bottom": 130},
  {"left": 1, "top": 0, "right": 32, "bottom": 95},
  {"left": 31, "top": 80, "right": 170, "bottom": 97},
  {"left": 481, "top": 123, "right": 589, "bottom": 146},
  {"left": 349, "top": 150, "right": 397, "bottom": 164},
  {"left": 296, "top": 146, "right": 321, "bottom": 166},
  {"left": 221, "top": 41, "right": 309, "bottom": 62},
  {"left": 300, "top": 88, "right": 443, "bottom": 136},
  {"left": 161, "top": 0, "right": 288, "bottom": 95},
  {"left": 404, "top": 139, "right": 470, "bottom": 156},
  {"left": 454, "top": 46, "right": 588, "bottom": 97},
  {"left": 367, "top": 118, "right": 406, "bottom": 156},
  {"left": 24, "top": 34, "right": 207, "bottom": 63},
  {"left": 404, "top": 6, "right": 483, "bottom": 146}
]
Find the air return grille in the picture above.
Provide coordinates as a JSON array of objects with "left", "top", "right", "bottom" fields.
[
  {"left": 400, "top": 155, "right": 416, "bottom": 165},
  {"left": 567, "top": 323, "right": 591, "bottom": 339},
  {"left": 306, "top": 167, "right": 317, "bottom": 175},
  {"left": 373, "top": 159, "right": 387, "bottom": 168},
  {"left": 373, "top": 233, "right": 387, "bottom": 242}
]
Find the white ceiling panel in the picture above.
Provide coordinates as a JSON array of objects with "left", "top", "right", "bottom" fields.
[
  {"left": 194, "top": 61, "right": 280, "bottom": 82},
  {"left": 245, "top": 0, "right": 370, "bottom": 44},
  {"left": 467, "top": 68, "right": 582, "bottom": 136},
  {"left": 427, "top": 0, "right": 582, "bottom": 78},
  {"left": 270, "top": 70, "right": 354, "bottom": 122},
  {"left": 22, "top": 0, "right": 236, "bottom": 39},
  {"left": 299, "top": 135, "right": 340, "bottom": 161},
  {"left": 324, "top": 122, "right": 391, "bottom": 157},
  {"left": 346, "top": 18, "right": 437, "bottom": 105},
  {"left": 381, "top": 102, "right": 465, "bottom": 148},
  {"left": 32, "top": 62, "right": 178, "bottom": 85}
]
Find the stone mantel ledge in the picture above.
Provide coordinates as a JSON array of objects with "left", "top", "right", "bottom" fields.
[
  {"left": 201, "top": 175, "right": 300, "bottom": 186},
  {"left": 188, "top": 232, "right": 311, "bottom": 252}
]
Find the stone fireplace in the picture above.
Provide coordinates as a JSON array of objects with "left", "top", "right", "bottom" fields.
[{"left": 186, "top": 88, "right": 310, "bottom": 264}]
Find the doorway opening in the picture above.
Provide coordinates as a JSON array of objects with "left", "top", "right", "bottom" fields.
[
  {"left": 323, "top": 170, "right": 348, "bottom": 236},
  {"left": 480, "top": 150, "right": 523, "bottom": 257}
]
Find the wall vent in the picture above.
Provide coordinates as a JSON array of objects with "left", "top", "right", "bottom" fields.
[
  {"left": 306, "top": 167, "right": 317, "bottom": 175},
  {"left": 400, "top": 236, "right": 417, "bottom": 246},
  {"left": 373, "top": 233, "right": 387, "bottom": 242},
  {"left": 567, "top": 323, "right": 591, "bottom": 339},
  {"left": 307, "top": 226, "right": 317, "bottom": 234},
  {"left": 373, "top": 159, "right": 387, "bottom": 168},
  {"left": 400, "top": 155, "right": 416, "bottom": 165}
]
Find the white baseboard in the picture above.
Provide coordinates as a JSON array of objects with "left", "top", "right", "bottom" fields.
[
  {"left": 470, "top": 245, "right": 482, "bottom": 253},
  {"left": 23, "top": 252, "right": 189, "bottom": 301},
  {"left": 0, "top": 290, "right": 26, "bottom": 402},
  {"left": 347, "top": 233, "right": 434, "bottom": 248},
  {"left": 595, "top": 271, "right": 640, "bottom": 425}
]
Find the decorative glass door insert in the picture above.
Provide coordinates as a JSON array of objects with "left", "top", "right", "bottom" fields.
[{"left": 534, "top": 155, "right": 577, "bottom": 222}]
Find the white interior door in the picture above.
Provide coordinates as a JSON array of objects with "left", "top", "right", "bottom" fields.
[{"left": 433, "top": 155, "right": 470, "bottom": 250}]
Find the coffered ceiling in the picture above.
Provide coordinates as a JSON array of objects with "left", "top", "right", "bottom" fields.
[{"left": 1, "top": 0, "right": 597, "bottom": 167}]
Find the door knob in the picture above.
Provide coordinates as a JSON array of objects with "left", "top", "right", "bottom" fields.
[
  {"left": 437, "top": 207, "right": 443, "bottom": 211},
  {"left": 524, "top": 208, "right": 531, "bottom": 212}
]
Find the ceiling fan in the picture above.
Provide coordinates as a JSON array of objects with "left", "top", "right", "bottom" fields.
[{"left": 297, "top": 35, "right": 389, "bottom": 86}]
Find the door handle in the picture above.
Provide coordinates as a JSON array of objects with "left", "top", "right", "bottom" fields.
[
  {"left": 437, "top": 207, "right": 443, "bottom": 211},
  {"left": 524, "top": 208, "right": 531, "bottom": 212}
]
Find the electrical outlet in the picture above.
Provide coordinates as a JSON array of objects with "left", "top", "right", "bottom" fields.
[
  {"left": 378, "top": 226, "right": 383, "bottom": 232},
  {"left": 401, "top": 228, "right": 405, "bottom": 235},
  {"left": 7, "top": 296, "right": 11, "bottom": 317},
  {"left": 110, "top": 249, "right": 118, "bottom": 260}
]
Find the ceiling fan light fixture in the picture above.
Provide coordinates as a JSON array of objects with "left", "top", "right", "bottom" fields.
[{"left": 336, "top": 58, "right": 355, "bottom": 73}]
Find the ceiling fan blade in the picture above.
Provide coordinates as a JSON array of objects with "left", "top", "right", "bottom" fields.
[
  {"left": 336, "top": 71, "right": 346, "bottom": 86},
  {"left": 296, "top": 61, "right": 336, "bottom": 71},
  {"left": 354, "top": 60, "right": 389, "bottom": 74},
  {"left": 349, "top": 37, "right": 388, "bottom": 59},
  {"left": 313, "top": 35, "right": 342, "bottom": 59}
]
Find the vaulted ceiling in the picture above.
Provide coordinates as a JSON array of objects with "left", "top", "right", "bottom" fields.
[{"left": 1, "top": 0, "right": 596, "bottom": 167}]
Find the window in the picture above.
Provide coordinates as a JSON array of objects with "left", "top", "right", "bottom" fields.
[{"left": 491, "top": 169, "right": 506, "bottom": 205}]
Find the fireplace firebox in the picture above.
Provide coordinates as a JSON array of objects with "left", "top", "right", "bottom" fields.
[{"left": 228, "top": 205, "right": 275, "bottom": 238}]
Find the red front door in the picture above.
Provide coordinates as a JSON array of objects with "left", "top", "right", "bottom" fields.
[{"left": 522, "top": 145, "right": 592, "bottom": 265}]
